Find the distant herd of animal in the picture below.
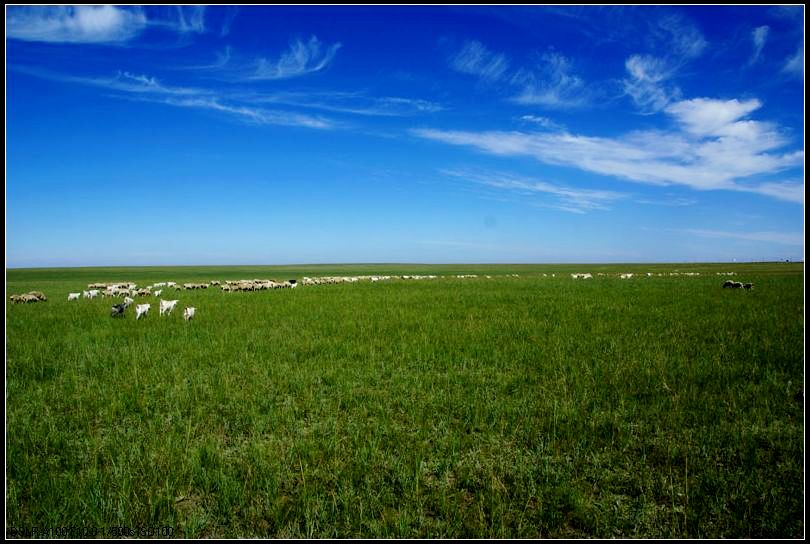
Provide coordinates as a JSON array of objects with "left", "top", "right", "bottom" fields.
[{"left": 9, "top": 273, "right": 757, "bottom": 316}]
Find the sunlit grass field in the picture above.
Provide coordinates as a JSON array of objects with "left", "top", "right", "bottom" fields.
[{"left": 6, "top": 263, "right": 804, "bottom": 538}]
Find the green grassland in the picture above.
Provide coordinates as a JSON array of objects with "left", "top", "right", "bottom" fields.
[{"left": 5, "top": 263, "right": 805, "bottom": 537}]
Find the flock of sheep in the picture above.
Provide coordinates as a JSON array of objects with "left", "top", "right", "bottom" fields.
[
  {"left": 106, "top": 295, "right": 196, "bottom": 320},
  {"left": 9, "top": 291, "right": 47, "bottom": 303},
  {"left": 9, "top": 271, "right": 757, "bottom": 312}
]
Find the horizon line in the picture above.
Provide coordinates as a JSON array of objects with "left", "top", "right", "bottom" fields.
[{"left": 6, "top": 260, "right": 803, "bottom": 271}]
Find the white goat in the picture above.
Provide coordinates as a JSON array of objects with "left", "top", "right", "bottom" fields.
[
  {"left": 135, "top": 303, "right": 151, "bottom": 320},
  {"left": 159, "top": 299, "right": 179, "bottom": 316}
]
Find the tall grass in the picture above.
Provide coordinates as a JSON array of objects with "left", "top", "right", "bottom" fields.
[{"left": 6, "top": 263, "right": 804, "bottom": 537}]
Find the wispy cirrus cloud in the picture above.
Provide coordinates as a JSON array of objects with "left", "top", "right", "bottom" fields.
[
  {"left": 634, "top": 196, "right": 697, "bottom": 207},
  {"left": 441, "top": 168, "right": 625, "bottom": 214},
  {"left": 676, "top": 228, "right": 804, "bottom": 246},
  {"left": 622, "top": 12, "right": 707, "bottom": 113},
  {"left": 6, "top": 6, "right": 148, "bottom": 43},
  {"left": 647, "top": 13, "right": 707, "bottom": 60},
  {"left": 219, "top": 7, "right": 239, "bottom": 37},
  {"left": 449, "top": 40, "right": 592, "bottom": 109},
  {"left": 622, "top": 54, "right": 681, "bottom": 114},
  {"left": 450, "top": 40, "right": 510, "bottom": 81},
  {"left": 741, "top": 180, "right": 804, "bottom": 204},
  {"left": 782, "top": 41, "right": 804, "bottom": 78},
  {"left": 13, "top": 66, "right": 335, "bottom": 130},
  {"left": 12, "top": 65, "right": 203, "bottom": 96},
  {"left": 169, "top": 6, "right": 206, "bottom": 34},
  {"left": 519, "top": 115, "right": 564, "bottom": 131},
  {"left": 413, "top": 97, "right": 803, "bottom": 203},
  {"left": 247, "top": 36, "right": 342, "bottom": 80},
  {"left": 748, "top": 25, "right": 769, "bottom": 65},
  {"left": 157, "top": 97, "right": 333, "bottom": 129},
  {"left": 243, "top": 90, "right": 443, "bottom": 117},
  {"left": 511, "top": 51, "right": 591, "bottom": 108}
]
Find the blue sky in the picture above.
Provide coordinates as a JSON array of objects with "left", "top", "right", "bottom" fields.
[{"left": 6, "top": 5, "right": 805, "bottom": 266}]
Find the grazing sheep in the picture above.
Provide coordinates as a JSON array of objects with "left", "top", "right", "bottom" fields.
[
  {"left": 110, "top": 303, "right": 126, "bottom": 317},
  {"left": 159, "top": 299, "right": 179, "bottom": 316},
  {"left": 183, "top": 307, "right": 196, "bottom": 321},
  {"left": 68, "top": 292, "right": 81, "bottom": 301},
  {"left": 11, "top": 292, "right": 47, "bottom": 303},
  {"left": 743, "top": 283, "right": 754, "bottom": 290},
  {"left": 620, "top": 273, "right": 634, "bottom": 279},
  {"left": 123, "top": 296, "right": 134, "bottom": 308},
  {"left": 723, "top": 280, "right": 743, "bottom": 289},
  {"left": 28, "top": 291, "right": 47, "bottom": 301},
  {"left": 154, "top": 289, "right": 162, "bottom": 297},
  {"left": 135, "top": 303, "right": 151, "bottom": 320}
]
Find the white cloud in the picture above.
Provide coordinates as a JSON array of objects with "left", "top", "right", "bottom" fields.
[
  {"left": 14, "top": 66, "right": 334, "bottom": 130},
  {"left": 649, "top": 13, "right": 708, "bottom": 60},
  {"left": 749, "top": 26, "right": 769, "bottom": 65},
  {"left": 737, "top": 180, "right": 804, "bottom": 204},
  {"left": 244, "top": 91, "right": 443, "bottom": 117},
  {"left": 160, "top": 97, "right": 333, "bottom": 129},
  {"left": 634, "top": 196, "right": 697, "bottom": 207},
  {"left": 511, "top": 52, "right": 590, "bottom": 108},
  {"left": 6, "top": 6, "right": 147, "bottom": 43},
  {"left": 413, "top": 97, "right": 803, "bottom": 202},
  {"left": 679, "top": 228, "right": 804, "bottom": 246},
  {"left": 156, "top": 6, "right": 205, "bottom": 34},
  {"left": 622, "top": 14, "right": 707, "bottom": 113},
  {"left": 520, "top": 115, "right": 564, "bottom": 131},
  {"left": 441, "top": 168, "right": 625, "bottom": 214},
  {"left": 664, "top": 98, "right": 763, "bottom": 136},
  {"left": 450, "top": 40, "right": 510, "bottom": 81},
  {"left": 622, "top": 54, "right": 681, "bottom": 113},
  {"left": 783, "top": 41, "right": 804, "bottom": 78},
  {"left": 220, "top": 7, "right": 238, "bottom": 37},
  {"left": 449, "top": 41, "right": 591, "bottom": 109},
  {"left": 10, "top": 66, "right": 203, "bottom": 96},
  {"left": 249, "top": 36, "right": 342, "bottom": 80}
]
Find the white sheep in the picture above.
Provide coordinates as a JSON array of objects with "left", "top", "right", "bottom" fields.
[
  {"left": 68, "top": 292, "right": 80, "bottom": 301},
  {"left": 183, "top": 307, "right": 196, "bottom": 321},
  {"left": 135, "top": 303, "right": 151, "bottom": 319},
  {"left": 159, "top": 299, "right": 179, "bottom": 316}
]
